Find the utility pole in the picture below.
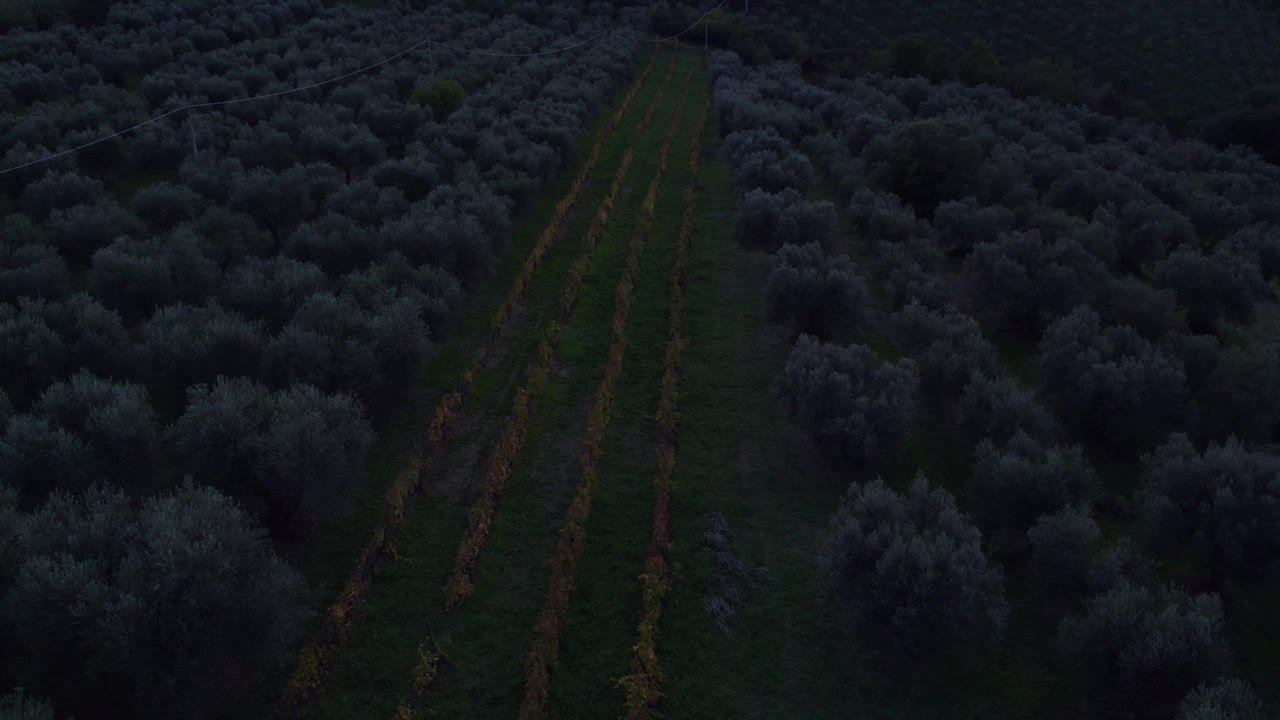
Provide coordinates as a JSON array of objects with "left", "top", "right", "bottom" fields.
[
  {"left": 704, "top": 19, "right": 709, "bottom": 49},
  {"left": 429, "top": 40, "right": 436, "bottom": 81}
]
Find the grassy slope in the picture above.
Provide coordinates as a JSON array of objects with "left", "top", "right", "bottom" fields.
[
  {"left": 542, "top": 50, "right": 705, "bottom": 720},
  {"left": 419, "top": 46, "right": 691, "bottom": 719},
  {"left": 288, "top": 46, "right": 666, "bottom": 719}
]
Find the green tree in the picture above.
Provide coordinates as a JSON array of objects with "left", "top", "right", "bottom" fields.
[{"left": 411, "top": 77, "right": 465, "bottom": 121}]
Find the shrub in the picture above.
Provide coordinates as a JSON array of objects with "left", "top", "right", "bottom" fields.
[
  {"left": 171, "top": 378, "right": 372, "bottom": 535},
  {"left": 88, "top": 233, "right": 220, "bottom": 321},
  {"left": 265, "top": 292, "right": 431, "bottom": 408},
  {"left": 777, "top": 335, "right": 918, "bottom": 470},
  {"left": 932, "top": 196, "right": 1016, "bottom": 257},
  {"left": 1177, "top": 678, "right": 1262, "bottom": 720},
  {"left": 1088, "top": 540, "right": 1158, "bottom": 595},
  {"left": 823, "top": 475, "right": 1008, "bottom": 655},
  {"left": 1096, "top": 277, "right": 1185, "bottom": 340},
  {"left": 1141, "top": 434, "right": 1280, "bottom": 584},
  {"left": 1038, "top": 306, "right": 1189, "bottom": 453},
  {"left": 1156, "top": 248, "right": 1267, "bottom": 334},
  {"left": 46, "top": 199, "right": 146, "bottom": 265},
  {"left": 411, "top": 77, "right": 464, "bottom": 121},
  {"left": 1057, "top": 583, "right": 1233, "bottom": 718},
  {"left": 31, "top": 371, "right": 159, "bottom": 490},
  {"left": 1027, "top": 505, "right": 1101, "bottom": 597},
  {"left": 891, "top": 301, "right": 1000, "bottom": 404},
  {"left": 863, "top": 119, "right": 988, "bottom": 215},
  {"left": 3, "top": 483, "right": 310, "bottom": 718},
  {"left": 220, "top": 256, "right": 329, "bottom": 329},
  {"left": 131, "top": 181, "right": 203, "bottom": 230},
  {"left": 19, "top": 172, "right": 104, "bottom": 222},
  {"left": 0, "top": 243, "right": 69, "bottom": 304},
  {"left": 0, "top": 689, "right": 55, "bottom": 720},
  {"left": 0, "top": 312, "right": 67, "bottom": 409},
  {"left": 722, "top": 127, "right": 814, "bottom": 193},
  {"left": 736, "top": 188, "right": 836, "bottom": 251},
  {"left": 969, "top": 431, "right": 1097, "bottom": 538},
  {"left": 765, "top": 243, "right": 867, "bottom": 338},
  {"left": 1195, "top": 342, "right": 1280, "bottom": 444},
  {"left": 954, "top": 373, "right": 1058, "bottom": 444},
  {"left": 137, "top": 303, "right": 267, "bottom": 413},
  {"left": 964, "top": 230, "right": 1101, "bottom": 336}
]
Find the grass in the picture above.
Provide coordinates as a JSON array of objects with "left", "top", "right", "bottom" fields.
[
  {"left": 282, "top": 45, "right": 693, "bottom": 720},
  {"left": 254, "top": 47, "right": 661, "bottom": 718}
]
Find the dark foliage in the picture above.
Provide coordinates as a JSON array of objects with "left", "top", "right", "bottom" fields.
[
  {"left": 1, "top": 483, "right": 310, "bottom": 719},
  {"left": 765, "top": 242, "right": 867, "bottom": 338},
  {"left": 863, "top": 119, "right": 988, "bottom": 216},
  {"left": 171, "top": 378, "right": 372, "bottom": 535},
  {"left": 823, "top": 475, "right": 1008, "bottom": 656},
  {"left": 1038, "top": 306, "right": 1189, "bottom": 453},
  {"left": 1141, "top": 434, "right": 1280, "bottom": 584},
  {"left": 969, "top": 431, "right": 1097, "bottom": 540},
  {"left": 778, "top": 335, "right": 918, "bottom": 470},
  {"left": 1058, "top": 583, "right": 1233, "bottom": 719}
]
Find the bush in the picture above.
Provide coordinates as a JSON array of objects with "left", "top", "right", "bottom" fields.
[
  {"left": 46, "top": 199, "right": 145, "bottom": 265},
  {"left": 849, "top": 189, "right": 929, "bottom": 244},
  {"left": 765, "top": 243, "right": 867, "bottom": 338},
  {"left": 88, "top": 233, "right": 220, "bottom": 321},
  {"left": 1141, "top": 434, "right": 1280, "bottom": 584},
  {"left": 736, "top": 188, "right": 836, "bottom": 251},
  {"left": 3, "top": 483, "right": 310, "bottom": 719},
  {"left": 0, "top": 415, "right": 103, "bottom": 503},
  {"left": 411, "top": 77, "right": 464, "bottom": 121},
  {"left": 778, "top": 335, "right": 918, "bottom": 470},
  {"left": 31, "top": 371, "right": 159, "bottom": 491},
  {"left": 1057, "top": 583, "right": 1233, "bottom": 718},
  {"left": 0, "top": 243, "right": 69, "bottom": 304},
  {"left": 1096, "top": 277, "right": 1185, "bottom": 341},
  {"left": 1038, "top": 306, "right": 1189, "bottom": 453},
  {"left": 722, "top": 127, "right": 814, "bottom": 193},
  {"left": 954, "top": 373, "right": 1058, "bottom": 444},
  {"left": 1177, "top": 678, "right": 1262, "bottom": 720},
  {"left": 1088, "top": 540, "right": 1158, "bottom": 595},
  {"left": 131, "top": 181, "right": 203, "bottom": 231},
  {"left": 891, "top": 302, "right": 1000, "bottom": 404},
  {"left": 969, "top": 431, "right": 1096, "bottom": 539},
  {"left": 171, "top": 378, "right": 373, "bottom": 535},
  {"left": 1027, "top": 505, "right": 1101, "bottom": 597},
  {"left": 1156, "top": 248, "right": 1267, "bottom": 334},
  {"left": 1111, "top": 200, "right": 1199, "bottom": 274},
  {"left": 823, "top": 475, "right": 1008, "bottom": 655},
  {"left": 0, "top": 312, "right": 67, "bottom": 409},
  {"left": 964, "top": 230, "right": 1101, "bottom": 336},
  {"left": 932, "top": 196, "right": 1016, "bottom": 257},
  {"left": 265, "top": 292, "right": 431, "bottom": 409},
  {"left": 137, "top": 304, "right": 267, "bottom": 413},
  {"left": 863, "top": 119, "right": 988, "bottom": 215},
  {"left": 1195, "top": 342, "right": 1280, "bottom": 444},
  {"left": 0, "top": 689, "right": 55, "bottom": 720}
]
